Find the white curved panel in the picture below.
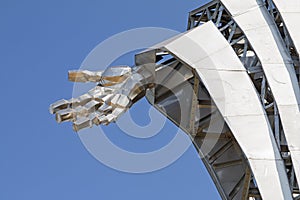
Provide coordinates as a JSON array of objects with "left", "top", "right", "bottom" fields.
[
  {"left": 164, "top": 21, "right": 292, "bottom": 200},
  {"left": 272, "top": 0, "right": 300, "bottom": 55},
  {"left": 221, "top": 0, "right": 300, "bottom": 192}
]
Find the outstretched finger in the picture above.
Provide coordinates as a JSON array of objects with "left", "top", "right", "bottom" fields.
[
  {"left": 55, "top": 100, "right": 102, "bottom": 123},
  {"left": 49, "top": 86, "right": 113, "bottom": 114},
  {"left": 70, "top": 100, "right": 129, "bottom": 131},
  {"left": 97, "top": 107, "right": 127, "bottom": 125},
  {"left": 68, "top": 70, "right": 103, "bottom": 83}
]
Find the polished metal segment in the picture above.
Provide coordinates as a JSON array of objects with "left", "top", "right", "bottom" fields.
[
  {"left": 110, "top": 94, "right": 131, "bottom": 108},
  {"left": 101, "top": 66, "right": 132, "bottom": 78},
  {"left": 73, "top": 116, "right": 92, "bottom": 132},
  {"left": 100, "top": 65, "right": 132, "bottom": 86},
  {"left": 68, "top": 70, "right": 103, "bottom": 82},
  {"left": 55, "top": 108, "right": 74, "bottom": 123},
  {"left": 49, "top": 99, "right": 69, "bottom": 114}
]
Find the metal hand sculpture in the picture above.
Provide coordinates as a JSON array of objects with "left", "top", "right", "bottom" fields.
[
  {"left": 49, "top": 65, "right": 154, "bottom": 131},
  {"left": 48, "top": 0, "right": 300, "bottom": 198}
]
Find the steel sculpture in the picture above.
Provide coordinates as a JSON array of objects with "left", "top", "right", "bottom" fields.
[{"left": 50, "top": 0, "right": 300, "bottom": 199}]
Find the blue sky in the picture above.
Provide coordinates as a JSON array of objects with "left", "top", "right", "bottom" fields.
[{"left": 0, "top": 0, "right": 221, "bottom": 199}]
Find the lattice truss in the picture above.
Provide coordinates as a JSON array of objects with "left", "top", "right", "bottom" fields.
[
  {"left": 50, "top": 0, "right": 300, "bottom": 199},
  {"left": 187, "top": 0, "right": 300, "bottom": 199}
]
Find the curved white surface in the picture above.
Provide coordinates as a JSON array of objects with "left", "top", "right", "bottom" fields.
[
  {"left": 221, "top": 0, "right": 300, "bottom": 193},
  {"left": 163, "top": 21, "right": 292, "bottom": 200},
  {"left": 272, "top": 0, "right": 300, "bottom": 56}
]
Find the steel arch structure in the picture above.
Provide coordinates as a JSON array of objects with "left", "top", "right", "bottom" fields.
[{"left": 50, "top": 0, "right": 300, "bottom": 199}]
